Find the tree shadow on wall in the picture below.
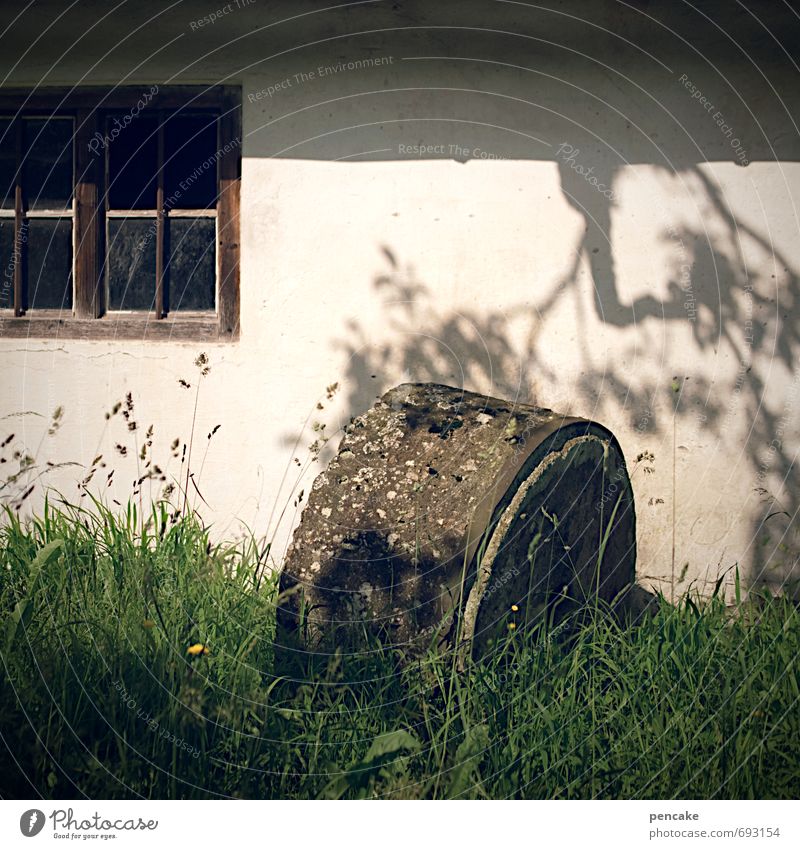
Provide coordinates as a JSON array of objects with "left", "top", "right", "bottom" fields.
[
  {"left": 300, "top": 162, "right": 799, "bottom": 599},
  {"left": 551, "top": 158, "right": 800, "bottom": 596}
]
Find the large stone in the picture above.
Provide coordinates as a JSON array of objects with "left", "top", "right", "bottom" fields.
[{"left": 277, "top": 383, "right": 636, "bottom": 663}]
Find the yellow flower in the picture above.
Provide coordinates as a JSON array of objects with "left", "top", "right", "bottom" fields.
[
  {"left": 187, "top": 643, "right": 210, "bottom": 656},
  {"left": 508, "top": 622, "right": 516, "bottom": 630},
  {"left": 510, "top": 604, "right": 519, "bottom": 612}
]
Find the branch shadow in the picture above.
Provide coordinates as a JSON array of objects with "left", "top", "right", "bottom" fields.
[{"left": 292, "top": 158, "right": 800, "bottom": 600}]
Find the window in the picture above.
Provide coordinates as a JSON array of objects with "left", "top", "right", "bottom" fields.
[
  {"left": 0, "top": 86, "right": 240, "bottom": 339},
  {"left": 0, "top": 117, "right": 74, "bottom": 313}
]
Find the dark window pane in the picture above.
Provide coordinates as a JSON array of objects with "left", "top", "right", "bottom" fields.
[
  {"left": 166, "top": 217, "right": 215, "bottom": 311},
  {"left": 26, "top": 218, "right": 72, "bottom": 310},
  {"left": 164, "top": 114, "right": 218, "bottom": 209},
  {"left": 107, "top": 217, "right": 157, "bottom": 310},
  {"left": 107, "top": 115, "right": 158, "bottom": 209},
  {"left": 0, "top": 219, "right": 15, "bottom": 309},
  {"left": 23, "top": 118, "right": 73, "bottom": 210},
  {"left": 0, "top": 119, "right": 15, "bottom": 210}
]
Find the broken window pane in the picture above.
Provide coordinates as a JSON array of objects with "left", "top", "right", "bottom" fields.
[
  {"left": 107, "top": 217, "right": 157, "bottom": 310},
  {"left": 166, "top": 217, "right": 215, "bottom": 311},
  {"left": 23, "top": 118, "right": 73, "bottom": 210},
  {"left": 106, "top": 115, "right": 158, "bottom": 209},
  {"left": 26, "top": 218, "right": 73, "bottom": 310}
]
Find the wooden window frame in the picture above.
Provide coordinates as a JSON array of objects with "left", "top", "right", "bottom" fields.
[{"left": 0, "top": 86, "right": 241, "bottom": 341}]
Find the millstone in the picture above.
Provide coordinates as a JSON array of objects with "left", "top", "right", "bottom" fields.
[{"left": 277, "top": 383, "right": 636, "bottom": 663}]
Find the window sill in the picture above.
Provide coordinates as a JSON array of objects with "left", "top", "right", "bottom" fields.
[{"left": 0, "top": 312, "right": 238, "bottom": 342}]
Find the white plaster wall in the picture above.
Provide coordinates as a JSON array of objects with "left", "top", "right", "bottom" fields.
[{"left": 2, "top": 1, "right": 799, "bottom": 598}]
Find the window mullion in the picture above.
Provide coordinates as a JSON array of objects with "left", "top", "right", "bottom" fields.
[
  {"left": 217, "top": 101, "right": 241, "bottom": 336},
  {"left": 74, "top": 108, "right": 101, "bottom": 318},
  {"left": 155, "top": 116, "right": 165, "bottom": 319},
  {"left": 13, "top": 118, "right": 24, "bottom": 316}
]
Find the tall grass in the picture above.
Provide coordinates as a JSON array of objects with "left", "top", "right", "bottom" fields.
[{"left": 1, "top": 498, "right": 798, "bottom": 799}]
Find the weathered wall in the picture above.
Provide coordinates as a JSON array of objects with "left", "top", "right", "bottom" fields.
[{"left": 2, "top": 1, "right": 799, "bottom": 598}]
